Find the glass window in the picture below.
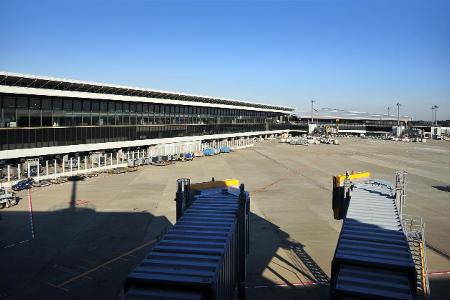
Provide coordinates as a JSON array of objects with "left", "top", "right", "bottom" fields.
[
  {"left": 130, "top": 103, "right": 136, "bottom": 112},
  {"left": 42, "top": 98, "right": 51, "bottom": 109},
  {"left": 123, "top": 102, "right": 129, "bottom": 112},
  {"left": 91, "top": 101, "right": 100, "bottom": 112},
  {"left": 30, "top": 97, "right": 41, "bottom": 109},
  {"left": 137, "top": 103, "right": 143, "bottom": 112},
  {"left": 3, "top": 95, "right": 15, "bottom": 108},
  {"left": 100, "top": 101, "right": 108, "bottom": 112},
  {"left": 17, "top": 96, "right": 28, "bottom": 108},
  {"left": 82, "top": 99, "right": 91, "bottom": 112},
  {"left": 63, "top": 99, "right": 72, "bottom": 110},
  {"left": 3, "top": 108, "right": 16, "bottom": 127},
  {"left": 73, "top": 100, "right": 82, "bottom": 112},
  {"left": 115, "top": 102, "right": 122, "bottom": 112},
  {"left": 53, "top": 98, "right": 63, "bottom": 110},
  {"left": 108, "top": 101, "right": 115, "bottom": 112}
]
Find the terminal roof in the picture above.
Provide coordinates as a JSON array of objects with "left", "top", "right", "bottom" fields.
[{"left": 0, "top": 71, "right": 294, "bottom": 112}]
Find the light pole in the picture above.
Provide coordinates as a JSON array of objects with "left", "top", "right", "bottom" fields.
[
  {"left": 434, "top": 105, "right": 439, "bottom": 126},
  {"left": 311, "top": 99, "right": 316, "bottom": 124},
  {"left": 396, "top": 102, "right": 401, "bottom": 126},
  {"left": 431, "top": 106, "right": 435, "bottom": 125}
]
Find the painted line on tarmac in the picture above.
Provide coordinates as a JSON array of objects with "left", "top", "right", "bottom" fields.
[
  {"left": 52, "top": 238, "right": 157, "bottom": 289},
  {"left": 428, "top": 270, "right": 450, "bottom": 276},
  {"left": 46, "top": 282, "right": 68, "bottom": 292}
]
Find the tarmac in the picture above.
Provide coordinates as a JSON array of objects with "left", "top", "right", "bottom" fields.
[{"left": 0, "top": 137, "right": 449, "bottom": 299}]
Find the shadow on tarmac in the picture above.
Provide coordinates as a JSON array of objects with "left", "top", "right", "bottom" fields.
[
  {"left": 247, "top": 212, "right": 330, "bottom": 299},
  {"left": 0, "top": 179, "right": 330, "bottom": 300},
  {"left": 432, "top": 185, "right": 450, "bottom": 193},
  {"left": 0, "top": 180, "right": 172, "bottom": 300},
  {"left": 3, "top": 180, "right": 447, "bottom": 300}
]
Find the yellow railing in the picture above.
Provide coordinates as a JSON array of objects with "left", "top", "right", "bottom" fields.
[
  {"left": 333, "top": 171, "right": 371, "bottom": 187},
  {"left": 190, "top": 179, "right": 240, "bottom": 191}
]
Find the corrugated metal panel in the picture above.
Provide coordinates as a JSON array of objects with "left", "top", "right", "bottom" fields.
[
  {"left": 125, "top": 187, "right": 248, "bottom": 300},
  {"left": 331, "top": 180, "right": 417, "bottom": 300}
]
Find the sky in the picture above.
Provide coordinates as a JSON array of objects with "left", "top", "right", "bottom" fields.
[{"left": 0, "top": 0, "right": 449, "bottom": 120}]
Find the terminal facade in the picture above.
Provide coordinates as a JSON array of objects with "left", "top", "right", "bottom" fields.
[{"left": 0, "top": 72, "right": 296, "bottom": 161}]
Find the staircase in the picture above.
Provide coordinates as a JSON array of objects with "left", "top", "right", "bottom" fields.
[{"left": 403, "top": 215, "right": 430, "bottom": 300}]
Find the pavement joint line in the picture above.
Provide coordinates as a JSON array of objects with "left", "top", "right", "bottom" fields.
[
  {"left": 47, "top": 282, "right": 68, "bottom": 292},
  {"left": 55, "top": 238, "right": 157, "bottom": 288}
]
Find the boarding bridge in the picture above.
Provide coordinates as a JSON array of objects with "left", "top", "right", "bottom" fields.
[{"left": 331, "top": 171, "right": 430, "bottom": 300}]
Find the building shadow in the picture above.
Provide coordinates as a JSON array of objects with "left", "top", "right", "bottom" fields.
[
  {"left": 0, "top": 180, "right": 173, "bottom": 300},
  {"left": 2, "top": 180, "right": 449, "bottom": 300},
  {"left": 1, "top": 180, "right": 329, "bottom": 300}
]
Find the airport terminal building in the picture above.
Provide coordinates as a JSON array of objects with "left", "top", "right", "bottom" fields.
[
  {"left": 0, "top": 72, "right": 296, "bottom": 161},
  {"left": 295, "top": 108, "right": 412, "bottom": 134}
]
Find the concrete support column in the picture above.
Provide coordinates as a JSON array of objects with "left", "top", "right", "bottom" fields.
[
  {"left": 27, "top": 163, "right": 30, "bottom": 178},
  {"left": 85, "top": 156, "right": 87, "bottom": 170},
  {"left": 116, "top": 152, "right": 119, "bottom": 165},
  {"left": 46, "top": 160, "right": 49, "bottom": 176},
  {"left": 70, "top": 158, "right": 73, "bottom": 174},
  {"left": 37, "top": 164, "right": 40, "bottom": 180},
  {"left": 18, "top": 164, "right": 21, "bottom": 180},
  {"left": 54, "top": 160, "right": 57, "bottom": 176},
  {"left": 7, "top": 165, "right": 10, "bottom": 182},
  {"left": 62, "top": 159, "right": 65, "bottom": 174},
  {"left": 78, "top": 157, "right": 81, "bottom": 171},
  {"left": 110, "top": 153, "right": 113, "bottom": 166}
]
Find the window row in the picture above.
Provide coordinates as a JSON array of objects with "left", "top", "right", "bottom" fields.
[
  {"left": 0, "top": 109, "right": 272, "bottom": 128},
  {"left": 0, "top": 93, "right": 279, "bottom": 117},
  {"left": 0, "top": 123, "right": 294, "bottom": 151}
]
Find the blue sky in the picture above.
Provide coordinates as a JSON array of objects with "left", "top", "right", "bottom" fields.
[{"left": 1, "top": 0, "right": 449, "bottom": 120}]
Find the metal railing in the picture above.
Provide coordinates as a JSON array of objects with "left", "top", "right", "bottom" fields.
[
  {"left": 395, "top": 170, "right": 407, "bottom": 219},
  {"left": 402, "top": 215, "right": 430, "bottom": 299}
]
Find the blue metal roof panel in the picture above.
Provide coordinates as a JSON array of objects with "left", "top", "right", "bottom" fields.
[
  {"left": 125, "top": 287, "right": 203, "bottom": 300},
  {"left": 332, "top": 179, "right": 416, "bottom": 299},
  {"left": 335, "top": 265, "right": 413, "bottom": 300}
]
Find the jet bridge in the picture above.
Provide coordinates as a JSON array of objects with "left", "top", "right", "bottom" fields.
[{"left": 331, "top": 171, "right": 429, "bottom": 300}]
